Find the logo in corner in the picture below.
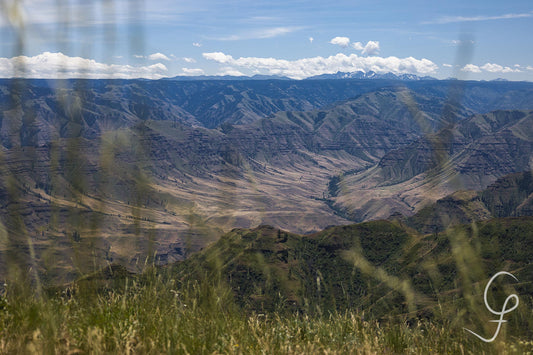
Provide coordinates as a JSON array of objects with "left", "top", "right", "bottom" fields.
[{"left": 464, "top": 271, "right": 519, "bottom": 343}]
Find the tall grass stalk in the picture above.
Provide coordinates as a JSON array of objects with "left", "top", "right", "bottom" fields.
[{"left": 1, "top": 271, "right": 531, "bottom": 354}]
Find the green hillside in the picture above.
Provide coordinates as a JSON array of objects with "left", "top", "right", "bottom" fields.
[{"left": 167, "top": 217, "right": 533, "bottom": 331}]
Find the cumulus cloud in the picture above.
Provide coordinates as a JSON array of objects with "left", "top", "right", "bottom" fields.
[
  {"left": 350, "top": 41, "right": 380, "bottom": 55},
  {"left": 329, "top": 37, "right": 351, "bottom": 48},
  {"left": 148, "top": 52, "right": 170, "bottom": 61},
  {"left": 181, "top": 68, "right": 205, "bottom": 76},
  {"left": 203, "top": 52, "right": 438, "bottom": 79},
  {"left": 462, "top": 62, "right": 521, "bottom": 74},
  {"left": 480, "top": 63, "right": 520, "bottom": 73},
  {"left": 352, "top": 42, "right": 364, "bottom": 51},
  {"left": 133, "top": 54, "right": 144, "bottom": 58},
  {"left": 461, "top": 64, "right": 481, "bottom": 73},
  {"left": 203, "top": 52, "right": 234, "bottom": 64},
  {"left": 309, "top": 37, "right": 314, "bottom": 43},
  {"left": 362, "top": 41, "right": 380, "bottom": 55},
  {"left": 443, "top": 63, "right": 453, "bottom": 68},
  {"left": 330, "top": 38, "right": 380, "bottom": 55},
  {"left": 0, "top": 52, "right": 169, "bottom": 79},
  {"left": 183, "top": 57, "right": 196, "bottom": 63},
  {"left": 192, "top": 42, "right": 202, "bottom": 47},
  {"left": 528, "top": 66, "right": 533, "bottom": 71}
]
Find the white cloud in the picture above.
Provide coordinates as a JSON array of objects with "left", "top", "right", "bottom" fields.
[
  {"left": 329, "top": 36, "right": 351, "bottom": 48},
  {"left": 461, "top": 62, "right": 522, "bottom": 74},
  {"left": 461, "top": 63, "right": 522, "bottom": 74},
  {"left": 327, "top": 38, "right": 381, "bottom": 56},
  {"left": 192, "top": 42, "right": 202, "bottom": 47},
  {"left": 527, "top": 66, "right": 533, "bottom": 71},
  {"left": 309, "top": 37, "right": 314, "bottom": 43},
  {"left": 481, "top": 63, "right": 520, "bottom": 73},
  {"left": 183, "top": 57, "right": 196, "bottom": 63},
  {"left": 480, "top": 63, "right": 503, "bottom": 72},
  {"left": 148, "top": 52, "right": 170, "bottom": 61},
  {"left": 443, "top": 63, "right": 453, "bottom": 68},
  {"left": 461, "top": 64, "right": 481, "bottom": 73},
  {"left": 352, "top": 42, "right": 364, "bottom": 51},
  {"left": 214, "top": 27, "right": 302, "bottom": 41},
  {"left": 134, "top": 54, "right": 144, "bottom": 58},
  {"left": 362, "top": 41, "right": 380, "bottom": 56},
  {"left": 203, "top": 52, "right": 234, "bottom": 64},
  {"left": 449, "top": 39, "right": 475, "bottom": 46},
  {"left": 252, "top": 27, "right": 297, "bottom": 39},
  {"left": 0, "top": 52, "right": 169, "bottom": 79},
  {"left": 349, "top": 40, "right": 380, "bottom": 55},
  {"left": 203, "top": 52, "right": 438, "bottom": 79},
  {"left": 181, "top": 68, "right": 205, "bottom": 76},
  {"left": 424, "top": 12, "right": 533, "bottom": 24}
]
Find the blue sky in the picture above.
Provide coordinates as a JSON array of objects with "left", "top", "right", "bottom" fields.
[{"left": 0, "top": 0, "right": 532, "bottom": 80}]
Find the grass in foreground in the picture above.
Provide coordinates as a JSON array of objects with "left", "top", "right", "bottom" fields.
[{"left": 1, "top": 271, "right": 532, "bottom": 355}]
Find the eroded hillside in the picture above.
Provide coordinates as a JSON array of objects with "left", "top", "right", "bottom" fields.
[{"left": 1, "top": 78, "right": 533, "bottom": 282}]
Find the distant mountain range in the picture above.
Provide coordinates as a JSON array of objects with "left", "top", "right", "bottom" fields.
[
  {"left": 163, "top": 74, "right": 292, "bottom": 81},
  {"left": 163, "top": 71, "right": 437, "bottom": 81},
  {"left": 305, "top": 70, "right": 437, "bottom": 81}
]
